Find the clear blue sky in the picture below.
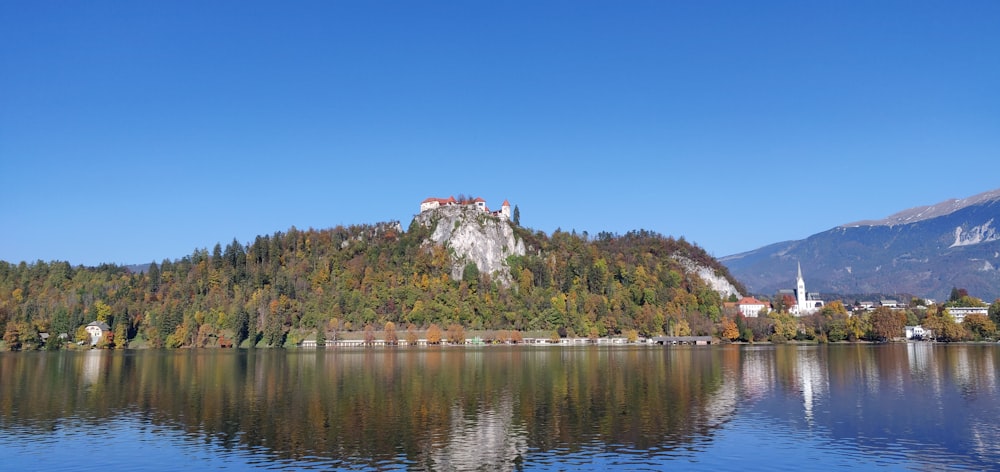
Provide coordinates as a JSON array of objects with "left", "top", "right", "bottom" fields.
[{"left": 2, "top": 1, "right": 998, "bottom": 266}]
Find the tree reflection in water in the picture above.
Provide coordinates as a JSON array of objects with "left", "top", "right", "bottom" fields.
[{"left": 1, "top": 344, "right": 999, "bottom": 469}]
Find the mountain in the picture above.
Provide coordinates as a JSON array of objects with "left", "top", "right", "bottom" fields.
[{"left": 721, "top": 188, "right": 1000, "bottom": 302}]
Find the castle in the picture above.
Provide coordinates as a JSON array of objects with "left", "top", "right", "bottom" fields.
[{"left": 420, "top": 196, "right": 511, "bottom": 221}]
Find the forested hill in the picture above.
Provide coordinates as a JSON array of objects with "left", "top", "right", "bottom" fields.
[{"left": 0, "top": 218, "right": 745, "bottom": 349}]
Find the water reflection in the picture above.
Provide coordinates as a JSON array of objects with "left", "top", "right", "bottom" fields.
[{"left": 1, "top": 344, "right": 998, "bottom": 470}]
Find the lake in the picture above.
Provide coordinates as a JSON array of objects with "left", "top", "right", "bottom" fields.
[{"left": 1, "top": 344, "right": 998, "bottom": 471}]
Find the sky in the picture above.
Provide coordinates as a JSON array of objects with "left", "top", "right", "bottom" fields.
[{"left": 2, "top": 1, "right": 998, "bottom": 267}]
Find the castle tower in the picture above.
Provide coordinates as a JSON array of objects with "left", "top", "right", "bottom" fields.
[{"left": 500, "top": 200, "right": 511, "bottom": 221}]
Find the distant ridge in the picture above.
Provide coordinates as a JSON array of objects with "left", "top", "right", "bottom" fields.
[
  {"left": 722, "top": 187, "right": 1000, "bottom": 301},
  {"left": 845, "top": 188, "right": 1000, "bottom": 228}
]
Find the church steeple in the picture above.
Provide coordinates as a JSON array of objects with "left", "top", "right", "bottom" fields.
[{"left": 796, "top": 262, "right": 807, "bottom": 315}]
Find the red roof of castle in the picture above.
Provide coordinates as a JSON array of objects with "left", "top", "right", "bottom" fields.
[
  {"left": 502, "top": 199, "right": 510, "bottom": 206},
  {"left": 422, "top": 196, "right": 457, "bottom": 204}
]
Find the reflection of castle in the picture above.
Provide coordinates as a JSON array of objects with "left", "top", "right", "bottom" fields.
[
  {"left": 777, "top": 263, "right": 824, "bottom": 316},
  {"left": 420, "top": 196, "right": 511, "bottom": 221}
]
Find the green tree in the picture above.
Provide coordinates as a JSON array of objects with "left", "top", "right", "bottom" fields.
[
  {"left": 769, "top": 311, "right": 797, "bottom": 341},
  {"left": 988, "top": 299, "right": 1000, "bottom": 326},
  {"left": 316, "top": 326, "right": 326, "bottom": 347},
  {"left": 512, "top": 205, "right": 520, "bottom": 226}
]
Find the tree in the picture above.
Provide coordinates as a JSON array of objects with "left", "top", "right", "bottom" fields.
[
  {"left": 962, "top": 313, "right": 996, "bottom": 340},
  {"left": 769, "top": 311, "right": 797, "bottom": 341},
  {"left": 869, "top": 307, "right": 906, "bottom": 342},
  {"left": 384, "top": 321, "right": 398, "bottom": 345},
  {"left": 720, "top": 318, "right": 739, "bottom": 341},
  {"left": 462, "top": 263, "right": 480, "bottom": 289},
  {"left": 93, "top": 300, "right": 112, "bottom": 324},
  {"left": 989, "top": 299, "right": 1000, "bottom": 326},
  {"left": 316, "top": 326, "right": 326, "bottom": 348},
  {"left": 923, "top": 310, "right": 967, "bottom": 342},
  {"left": 114, "top": 321, "right": 128, "bottom": 349},
  {"left": 447, "top": 323, "right": 465, "bottom": 344},
  {"left": 426, "top": 323, "right": 442, "bottom": 344},
  {"left": 512, "top": 205, "right": 521, "bottom": 226},
  {"left": 3, "top": 321, "right": 36, "bottom": 351},
  {"left": 405, "top": 323, "right": 418, "bottom": 345},
  {"left": 363, "top": 324, "right": 375, "bottom": 345},
  {"left": 45, "top": 332, "right": 64, "bottom": 351}
]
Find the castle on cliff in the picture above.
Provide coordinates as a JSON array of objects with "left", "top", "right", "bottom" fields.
[{"left": 420, "top": 196, "right": 511, "bottom": 221}]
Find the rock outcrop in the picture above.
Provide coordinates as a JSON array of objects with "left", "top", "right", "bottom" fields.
[
  {"left": 412, "top": 205, "right": 526, "bottom": 285},
  {"left": 674, "top": 255, "right": 742, "bottom": 300}
]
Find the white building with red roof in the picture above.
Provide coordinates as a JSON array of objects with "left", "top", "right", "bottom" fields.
[{"left": 737, "top": 296, "right": 769, "bottom": 318}]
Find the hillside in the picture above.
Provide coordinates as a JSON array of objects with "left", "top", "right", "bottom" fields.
[
  {"left": 0, "top": 210, "right": 745, "bottom": 349},
  {"left": 721, "top": 188, "right": 1000, "bottom": 301}
]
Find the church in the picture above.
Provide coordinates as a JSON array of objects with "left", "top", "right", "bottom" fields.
[{"left": 777, "top": 263, "right": 825, "bottom": 316}]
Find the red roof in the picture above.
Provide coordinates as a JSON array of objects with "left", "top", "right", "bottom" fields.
[
  {"left": 738, "top": 297, "right": 765, "bottom": 305},
  {"left": 422, "top": 196, "right": 458, "bottom": 204},
  {"left": 502, "top": 199, "right": 510, "bottom": 206}
]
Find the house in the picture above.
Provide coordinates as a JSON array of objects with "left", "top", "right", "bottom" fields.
[
  {"left": 905, "top": 325, "right": 931, "bottom": 340},
  {"left": 880, "top": 299, "right": 901, "bottom": 309},
  {"left": 737, "top": 296, "right": 769, "bottom": 318},
  {"left": 85, "top": 321, "right": 111, "bottom": 345},
  {"left": 419, "top": 196, "right": 511, "bottom": 221}
]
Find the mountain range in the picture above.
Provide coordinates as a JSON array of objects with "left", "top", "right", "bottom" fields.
[{"left": 720, "top": 188, "right": 1000, "bottom": 302}]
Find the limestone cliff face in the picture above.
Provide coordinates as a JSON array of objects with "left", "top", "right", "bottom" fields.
[
  {"left": 674, "top": 256, "right": 742, "bottom": 300},
  {"left": 413, "top": 205, "right": 526, "bottom": 285}
]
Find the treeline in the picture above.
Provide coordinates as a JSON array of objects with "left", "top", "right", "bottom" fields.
[
  {"left": 725, "top": 296, "right": 1000, "bottom": 344},
  {"left": 0, "top": 222, "right": 745, "bottom": 350}
]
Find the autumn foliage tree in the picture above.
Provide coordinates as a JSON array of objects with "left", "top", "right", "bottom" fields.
[
  {"left": 384, "top": 321, "right": 398, "bottom": 345},
  {"left": 426, "top": 323, "right": 442, "bottom": 344},
  {"left": 868, "top": 307, "right": 906, "bottom": 342},
  {"left": 720, "top": 318, "right": 739, "bottom": 341},
  {"left": 446, "top": 324, "right": 465, "bottom": 344}
]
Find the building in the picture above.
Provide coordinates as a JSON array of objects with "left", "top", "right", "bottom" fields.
[
  {"left": 945, "top": 306, "right": 988, "bottom": 324},
  {"left": 420, "top": 196, "right": 511, "bottom": 221},
  {"left": 880, "top": 299, "right": 901, "bottom": 309},
  {"left": 790, "top": 263, "right": 824, "bottom": 316},
  {"left": 737, "top": 296, "right": 769, "bottom": 318},
  {"left": 85, "top": 321, "right": 111, "bottom": 345},
  {"left": 905, "top": 325, "right": 931, "bottom": 340}
]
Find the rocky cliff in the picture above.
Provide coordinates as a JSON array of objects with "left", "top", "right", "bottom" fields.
[
  {"left": 412, "top": 205, "right": 526, "bottom": 285},
  {"left": 673, "top": 255, "right": 743, "bottom": 300}
]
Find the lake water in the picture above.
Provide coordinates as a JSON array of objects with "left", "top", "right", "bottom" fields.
[{"left": 1, "top": 344, "right": 998, "bottom": 471}]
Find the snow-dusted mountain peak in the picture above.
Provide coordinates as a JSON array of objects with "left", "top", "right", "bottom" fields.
[{"left": 844, "top": 188, "right": 1000, "bottom": 228}]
